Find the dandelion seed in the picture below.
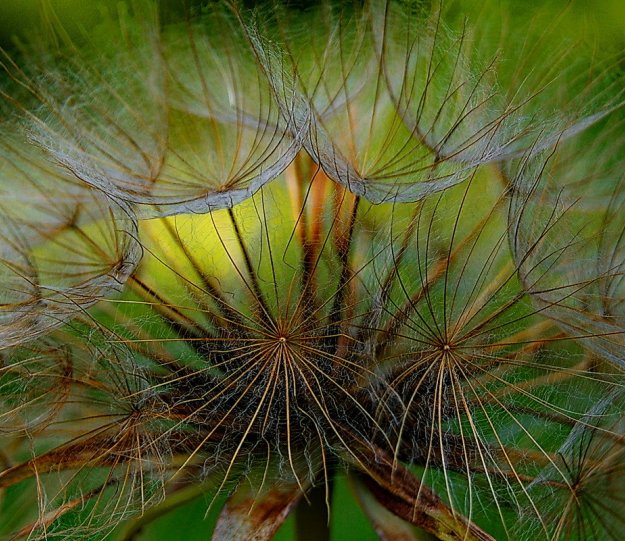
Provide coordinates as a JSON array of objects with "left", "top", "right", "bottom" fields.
[
  {"left": 0, "top": 134, "right": 140, "bottom": 349},
  {"left": 524, "top": 391, "right": 625, "bottom": 540},
  {"left": 10, "top": 3, "right": 303, "bottom": 218},
  {"left": 0, "top": 1, "right": 624, "bottom": 540}
]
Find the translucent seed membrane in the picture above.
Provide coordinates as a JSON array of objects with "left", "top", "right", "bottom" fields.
[
  {"left": 247, "top": 5, "right": 475, "bottom": 203},
  {"left": 509, "top": 115, "right": 625, "bottom": 368},
  {"left": 26, "top": 5, "right": 302, "bottom": 218},
  {"left": 524, "top": 390, "right": 625, "bottom": 540},
  {"left": 371, "top": 2, "right": 623, "bottom": 166},
  {"left": 13, "top": 1, "right": 623, "bottom": 211},
  {"left": 247, "top": 2, "right": 622, "bottom": 204},
  {"left": 0, "top": 138, "right": 141, "bottom": 349}
]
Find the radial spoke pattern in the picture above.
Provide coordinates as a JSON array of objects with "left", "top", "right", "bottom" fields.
[{"left": 0, "top": 1, "right": 624, "bottom": 540}]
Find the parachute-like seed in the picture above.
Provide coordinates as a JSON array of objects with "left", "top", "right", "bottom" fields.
[
  {"left": 0, "top": 135, "right": 141, "bottom": 350},
  {"left": 244, "top": 1, "right": 623, "bottom": 204},
  {"left": 0, "top": 1, "right": 624, "bottom": 540},
  {"left": 0, "top": 336, "right": 172, "bottom": 539},
  {"left": 9, "top": 4, "right": 304, "bottom": 219},
  {"left": 523, "top": 391, "right": 625, "bottom": 540},
  {"left": 509, "top": 115, "right": 625, "bottom": 368}
]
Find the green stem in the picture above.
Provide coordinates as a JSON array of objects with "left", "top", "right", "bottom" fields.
[{"left": 295, "top": 480, "right": 333, "bottom": 541}]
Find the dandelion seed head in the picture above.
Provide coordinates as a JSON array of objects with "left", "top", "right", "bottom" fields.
[{"left": 1, "top": 1, "right": 624, "bottom": 539}]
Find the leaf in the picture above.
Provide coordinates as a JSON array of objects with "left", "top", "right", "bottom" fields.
[
  {"left": 211, "top": 481, "right": 304, "bottom": 541},
  {"left": 345, "top": 439, "right": 494, "bottom": 541},
  {"left": 348, "top": 473, "right": 433, "bottom": 541}
]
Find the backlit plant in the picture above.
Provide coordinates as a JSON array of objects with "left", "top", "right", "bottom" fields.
[{"left": 1, "top": 1, "right": 624, "bottom": 540}]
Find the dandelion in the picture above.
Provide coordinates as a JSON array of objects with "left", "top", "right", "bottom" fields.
[
  {"left": 523, "top": 390, "right": 625, "bottom": 540},
  {"left": 0, "top": 1, "right": 624, "bottom": 540}
]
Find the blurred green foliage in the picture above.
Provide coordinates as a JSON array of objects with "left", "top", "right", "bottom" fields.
[{"left": 1, "top": 0, "right": 625, "bottom": 51}]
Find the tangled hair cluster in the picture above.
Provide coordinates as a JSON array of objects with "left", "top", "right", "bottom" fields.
[{"left": 1, "top": 1, "right": 625, "bottom": 539}]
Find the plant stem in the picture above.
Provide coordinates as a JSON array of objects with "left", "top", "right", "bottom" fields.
[{"left": 295, "top": 479, "right": 333, "bottom": 541}]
